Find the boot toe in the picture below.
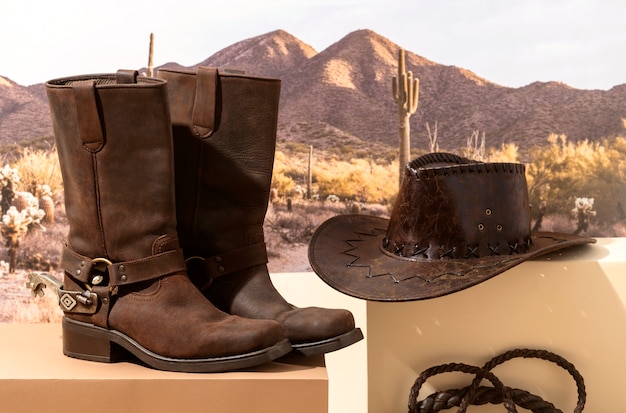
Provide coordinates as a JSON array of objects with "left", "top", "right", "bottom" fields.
[
  {"left": 278, "top": 307, "right": 355, "bottom": 344},
  {"left": 200, "top": 316, "right": 286, "bottom": 357}
]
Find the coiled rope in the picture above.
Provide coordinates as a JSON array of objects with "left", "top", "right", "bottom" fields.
[{"left": 408, "top": 348, "right": 586, "bottom": 413}]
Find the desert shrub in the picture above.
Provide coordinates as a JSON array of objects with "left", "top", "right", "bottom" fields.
[
  {"left": 536, "top": 212, "right": 623, "bottom": 237},
  {"left": 526, "top": 134, "right": 626, "bottom": 227},
  {"left": 314, "top": 157, "right": 397, "bottom": 204},
  {"left": 11, "top": 147, "right": 62, "bottom": 196},
  {"left": 487, "top": 142, "right": 521, "bottom": 163},
  {"left": 271, "top": 151, "right": 300, "bottom": 198},
  {"left": 612, "top": 221, "right": 626, "bottom": 237},
  {"left": 283, "top": 141, "right": 310, "bottom": 153},
  {"left": 16, "top": 219, "right": 66, "bottom": 270},
  {"left": 265, "top": 203, "right": 325, "bottom": 245},
  {"left": 272, "top": 172, "right": 297, "bottom": 198}
]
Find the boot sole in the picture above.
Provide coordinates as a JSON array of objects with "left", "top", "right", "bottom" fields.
[
  {"left": 62, "top": 317, "right": 292, "bottom": 373},
  {"left": 291, "top": 328, "right": 364, "bottom": 357}
]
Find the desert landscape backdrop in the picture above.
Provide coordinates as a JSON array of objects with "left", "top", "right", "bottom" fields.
[
  {"left": 1, "top": 29, "right": 625, "bottom": 321},
  {"left": 3, "top": 29, "right": 626, "bottom": 152}
]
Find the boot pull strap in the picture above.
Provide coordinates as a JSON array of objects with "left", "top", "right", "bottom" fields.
[
  {"left": 192, "top": 66, "right": 218, "bottom": 139},
  {"left": 116, "top": 69, "right": 138, "bottom": 84},
  {"left": 72, "top": 80, "right": 105, "bottom": 152}
]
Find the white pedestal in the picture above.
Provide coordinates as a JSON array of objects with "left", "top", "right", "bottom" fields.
[
  {"left": 367, "top": 238, "right": 625, "bottom": 412},
  {"left": 5, "top": 238, "right": 620, "bottom": 413},
  {"left": 270, "top": 272, "right": 368, "bottom": 413}
]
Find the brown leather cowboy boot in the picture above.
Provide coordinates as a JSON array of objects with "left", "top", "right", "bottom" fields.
[
  {"left": 46, "top": 70, "right": 290, "bottom": 372},
  {"left": 158, "top": 67, "right": 363, "bottom": 356}
]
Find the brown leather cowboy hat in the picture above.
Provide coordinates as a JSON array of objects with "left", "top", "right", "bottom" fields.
[{"left": 308, "top": 152, "right": 596, "bottom": 301}]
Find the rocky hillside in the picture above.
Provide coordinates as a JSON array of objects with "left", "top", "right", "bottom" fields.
[
  {"left": 2, "top": 29, "right": 626, "bottom": 154},
  {"left": 0, "top": 76, "right": 52, "bottom": 151}
]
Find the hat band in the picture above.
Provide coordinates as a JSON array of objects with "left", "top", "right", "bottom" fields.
[{"left": 380, "top": 236, "right": 533, "bottom": 261}]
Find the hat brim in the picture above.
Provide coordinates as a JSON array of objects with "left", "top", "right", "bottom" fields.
[{"left": 308, "top": 214, "right": 596, "bottom": 302}]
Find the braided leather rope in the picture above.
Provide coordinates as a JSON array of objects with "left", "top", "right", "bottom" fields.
[{"left": 408, "top": 348, "right": 586, "bottom": 413}]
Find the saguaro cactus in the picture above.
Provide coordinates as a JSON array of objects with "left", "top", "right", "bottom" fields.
[
  {"left": 307, "top": 145, "right": 313, "bottom": 200},
  {"left": 392, "top": 48, "right": 419, "bottom": 188},
  {"left": 147, "top": 32, "right": 155, "bottom": 77}
]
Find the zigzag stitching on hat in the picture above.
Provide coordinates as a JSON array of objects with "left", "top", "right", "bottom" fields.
[
  {"left": 390, "top": 257, "right": 521, "bottom": 285},
  {"left": 341, "top": 227, "right": 524, "bottom": 287},
  {"left": 388, "top": 273, "right": 432, "bottom": 283},
  {"left": 350, "top": 263, "right": 394, "bottom": 281},
  {"left": 341, "top": 229, "right": 468, "bottom": 284},
  {"left": 342, "top": 227, "right": 394, "bottom": 280},
  {"left": 341, "top": 227, "right": 445, "bottom": 284}
]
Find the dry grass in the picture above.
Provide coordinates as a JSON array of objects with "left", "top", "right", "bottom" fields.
[
  {"left": 536, "top": 213, "right": 626, "bottom": 237},
  {"left": 0, "top": 269, "right": 63, "bottom": 323},
  {"left": 0, "top": 206, "right": 66, "bottom": 324},
  {"left": 264, "top": 199, "right": 390, "bottom": 273},
  {"left": 1, "top": 193, "right": 621, "bottom": 325},
  {"left": 9, "top": 147, "right": 63, "bottom": 194},
  {"left": 0, "top": 199, "right": 389, "bottom": 323}
]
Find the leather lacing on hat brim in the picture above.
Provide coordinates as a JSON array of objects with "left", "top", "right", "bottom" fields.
[{"left": 407, "top": 152, "right": 525, "bottom": 180}]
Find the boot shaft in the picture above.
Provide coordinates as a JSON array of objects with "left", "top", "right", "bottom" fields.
[
  {"left": 46, "top": 71, "right": 177, "bottom": 261},
  {"left": 157, "top": 67, "right": 281, "bottom": 256},
  {"left": 42, "top": 73, "right": 292, "bottom": 370},
  {"left": 158, "top": 69, "right": 363, "bottom": 356}
]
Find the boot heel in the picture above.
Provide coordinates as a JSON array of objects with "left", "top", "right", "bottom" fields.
[{"left": 62, "top": 317, "right": 122, "bottom": 363}]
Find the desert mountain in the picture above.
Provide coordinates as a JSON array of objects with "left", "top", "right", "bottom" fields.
[
  {"left": 2, "top": 29, "right": 626, "bottom": 154},
  {"left": 194, "top": 29, "right": 317, "bottom": 79},
  {"left": 0, "top": 76, "right": 52, "bottom": 150}
]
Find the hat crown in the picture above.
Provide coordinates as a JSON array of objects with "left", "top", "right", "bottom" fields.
[{"left": 383, "top": 153, "right": 532, "bottom": 260}]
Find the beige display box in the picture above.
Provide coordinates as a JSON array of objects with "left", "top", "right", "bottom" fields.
[
  {"left": 367, "top": 238, "right": 626, "bottom": 412},
  {"left": 2, "top": 239, "right": 621, "bottom": 413},
  {"left": 0, "top": 323, "right": 328, "bottom": 413}
]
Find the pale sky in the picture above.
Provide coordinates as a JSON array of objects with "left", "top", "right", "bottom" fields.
[{"left": 2, "top": 0, "right": 625, "bottom": 89}]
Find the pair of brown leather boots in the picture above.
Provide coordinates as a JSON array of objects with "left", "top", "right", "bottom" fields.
[{"left": 45, "top": 67, "right": 362, "bottom": 372}]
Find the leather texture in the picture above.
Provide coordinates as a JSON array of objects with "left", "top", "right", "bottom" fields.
[
  {"left": 308, "top": 152, "right": 596, "bottom": 302},
  {"left": 384, "top": 153, "right": 531, "bottom": 259},
  {"left": 158, "top": 67, "right": 361, "bottom": 352},
  {"left": 46, "top": 72, "right": 286, "bottom": 363}
]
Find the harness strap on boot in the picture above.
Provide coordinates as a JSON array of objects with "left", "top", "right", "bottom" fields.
[
  {"left": 61, "top": 246, "right": 188, "bottom": 287},
  {"left": 188, "top": 242, "right": 269, "bottom": 281},
  {"left": 58, "top": 246, "right": 187, "bottom": 319}
]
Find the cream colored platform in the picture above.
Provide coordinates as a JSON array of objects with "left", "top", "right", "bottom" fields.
[
  {"left": 2, "top": 238, "right": 622, "bottom": 413},
  {"left": 270, "top": 272, "right": 368, "bottom": 413},
  {"left": 367, "top": 238, "right": 626, "bottom": 412},
  {"left": 0, "top": 323, "right": 328, "bottom": 413}
]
